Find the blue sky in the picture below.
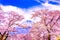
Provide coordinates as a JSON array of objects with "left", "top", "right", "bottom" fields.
[
  {"left": 48, "top": 1, "right": 60, "bottom": 5},
  {"left": 0, "top": 0, "right": 60, "bottom": 9},
  {"left": 0, "top": 0, "right": 42, "bottom": 8}
]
